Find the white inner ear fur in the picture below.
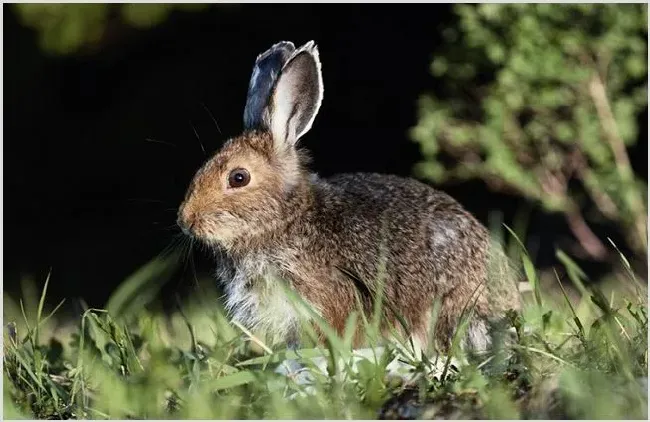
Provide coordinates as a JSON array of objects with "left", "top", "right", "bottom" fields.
[{"left": 269, "top": 41, "right": 324, "bottom": 152}]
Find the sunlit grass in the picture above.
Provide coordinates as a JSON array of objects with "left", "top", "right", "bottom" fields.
[{"left": 3, "top": 240, "right": 648, "bottom": 419}]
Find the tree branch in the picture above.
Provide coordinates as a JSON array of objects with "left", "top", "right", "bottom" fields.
[
  {"left": 588, "top": 73, "right": 648, "bottom": 253},
  {"left": 564, "top": 205, "right": 608, "bottom": 260}
]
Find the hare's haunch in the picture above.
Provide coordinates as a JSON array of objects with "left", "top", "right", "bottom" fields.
[{"left": 178, "top": 40, "right": 521, "bottom": 353}]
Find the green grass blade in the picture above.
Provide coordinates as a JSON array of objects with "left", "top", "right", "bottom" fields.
[
  {"left": 34, "top": 268, "right": 52, "bottom": 347},
  {"left": 18, "top": 299, "right": 32, "bottom": 346},
  {"left": 505, "top": 224, "right": 542, "bottom": 307},
  {"left": 441, "top": 282, "right": 484, "bottom": 381},
  {"left": 209, "top": 370, "right": 257, "bottom": 391},
  {"left": 553, "top": 269, "right": 585, "bottom": 341},
  {"left": 556, "top": 249, "right": 589, "bottom": 297},
  {"left": 106, "top": 252, "right": 180, "bottom": 321},
  {"left": 236, "top": 348, "right": 328, "bottom": 367}
]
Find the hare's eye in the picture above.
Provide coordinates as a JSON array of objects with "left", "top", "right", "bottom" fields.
[{"left": 228, "top": 168, "right": 251, "bottom": 188}]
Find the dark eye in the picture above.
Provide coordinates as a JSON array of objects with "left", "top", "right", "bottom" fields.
[{"left": 228, "top": 168, "right": 250, "bottom": 188}]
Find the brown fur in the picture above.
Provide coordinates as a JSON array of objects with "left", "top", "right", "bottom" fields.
[
  {"left": 178, "top": 41, "right": 521, "bottom": 353},
  {"left": 178, "top": 132, "right": 521, "bottom": 352}
]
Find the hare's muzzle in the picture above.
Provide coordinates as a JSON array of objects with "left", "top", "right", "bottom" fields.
[{"left": 177, "top": 204, "right": 196, "bottom": 237}]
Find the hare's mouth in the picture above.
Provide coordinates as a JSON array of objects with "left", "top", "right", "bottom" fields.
[
  {"left": 189, "top": 213, "right": 239, "bottom": 242},
  {"left": 177, "top": 215, "right": 195, "bottom": 238},
  {"left": 177, "top": 212, "right": 208, "bottom": 240}
]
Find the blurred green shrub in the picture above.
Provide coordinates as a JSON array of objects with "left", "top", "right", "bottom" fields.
[
  {"left": 411, "top": 4, "right": 647, "bottom": 262},
  {"left": 13, "top": 3, "right": 210, "bottom": 55}
]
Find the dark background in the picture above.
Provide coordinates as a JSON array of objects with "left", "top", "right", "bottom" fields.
[{"left": 3, "top": 4, "right": 647, "bottom": 312}]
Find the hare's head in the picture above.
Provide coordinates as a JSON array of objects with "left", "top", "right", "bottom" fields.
[{"left": 177, "top": 41, "right": 324, "bottom": 249}]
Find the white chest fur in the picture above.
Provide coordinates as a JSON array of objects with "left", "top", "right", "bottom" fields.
[{"left": 221, "top": 255, "right": 306, "bottom": 345}]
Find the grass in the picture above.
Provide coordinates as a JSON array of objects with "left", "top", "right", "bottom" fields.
[{"left": 3, "top": 241, "right": 648, "bottom": 419}]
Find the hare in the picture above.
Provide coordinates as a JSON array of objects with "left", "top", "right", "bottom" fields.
[{"left": 177, "top": 40, "right": 521, "bottom": 357}]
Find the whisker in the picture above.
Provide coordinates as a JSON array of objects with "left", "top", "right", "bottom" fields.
[
  {"left": 200, "top": 102, "right": 223, "bottom": 135},
  {"left": 189, "top": 245, "right": 202, "bottom": 290},
  {"left": 151, "top": 222, "right": 181, "bottom": 231},
  {"left": 145, "top": 138, "right": 177, "bottom": 148},
  {"left": 181, "top": 237, "right": 194, "bottom": 273},
  {"left": 159, "top": 233, "right": 185, "bottom": 259},
  {"left": 159, "top": 224, "right": 181, "bottom": 231},
  {"left": 189, "top": 120, "right": 206, "bottom": 156},
  {"left": 168, "top": 235, "right": 191, "bottom": 291},
  {"left": 188, "top": 238, "right": 195, "bottom": 265},
  {"left": 127, "top": 198, "right": 168, "bottom": 204}
]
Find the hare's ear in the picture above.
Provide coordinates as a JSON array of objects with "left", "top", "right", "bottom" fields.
[
  {"left": 243, "top": 41, "right": 296, "bottom": 131},
  {"left": 269, "top": 41, "right": 323, "bottom": 148}
]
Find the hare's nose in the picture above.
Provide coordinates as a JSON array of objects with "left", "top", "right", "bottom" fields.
[
  {"left": 177, "top": 206, "right": 195, "bottom": 236},
  {"left": 176, "top": 217, "right": 192, "bottom": 236},
  {"left": 177, "top": 216, "right": 195, "bottom": 236}
]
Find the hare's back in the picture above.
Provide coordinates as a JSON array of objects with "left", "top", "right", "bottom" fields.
[
  {"left": 319, "top": 171, "right": 496, "bottom": 301},
  {"left": 320, "top": 172, "right": 518, "bottom": 320},
  {"left": 324, "top": 172, "right": 477, "bottom": 220},
  {"left": 321, "top": 172, "right": 489, "bottom": 259}
]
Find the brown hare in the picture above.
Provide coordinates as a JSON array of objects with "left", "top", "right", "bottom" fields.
[{"left": 177, "top": 40, "right": 521, "bottom": 358}]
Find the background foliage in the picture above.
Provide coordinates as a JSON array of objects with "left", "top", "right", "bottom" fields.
[
  {"left": 3, "top": 248, "right": 648, "bottom": 419},
  {"left": 4, "top": 4, "right": 648, "bottom": 419},
  {"left": 411, "top": 4, "right": 648, "bottom": 265},
  {"left": 13, "top": 3, "right": 210, "bottom": 55}
]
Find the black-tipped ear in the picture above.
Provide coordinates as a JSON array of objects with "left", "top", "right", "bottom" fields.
[
  {"left": 269, "top": 41, "right": 324, "bottom": 147},
  {"left": 243, "top": 41, "right": 296, "bottom": 131}
]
